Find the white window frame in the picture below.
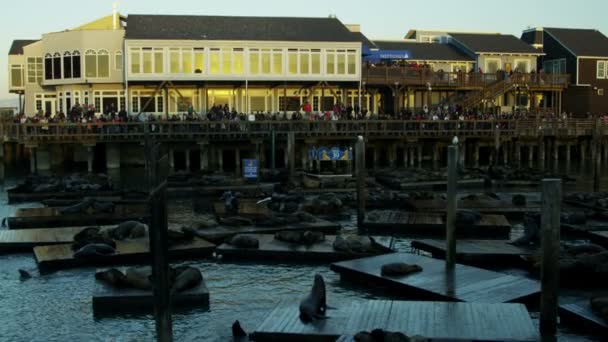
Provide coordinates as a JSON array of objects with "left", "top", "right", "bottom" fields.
[
  {"left": 597, "top": 60, "right": 606, "bottom": 79},
  {"left": 484, "top": 58, "right": 502, "bottom": 73},
  {"left": 514, "top": 59, "right": 531, "bottom": 73},
  {"left": 115, "top": 51, "right": 122, "bottom": 71},
  {"left": 27, "top": 57, "right": 43, "bottom": 84}
]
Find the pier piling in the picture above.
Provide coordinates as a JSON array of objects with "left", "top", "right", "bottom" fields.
[
  {"left": 356, "top": 136, "right": 366, "bottom": 229},
  {"left": 540, "top": 178, "right": 561, "bottom": 336},
  {"left": 446, "top": 144, "right": 458, "bottom": 268}
]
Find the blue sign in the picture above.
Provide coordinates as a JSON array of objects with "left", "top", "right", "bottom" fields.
[
  {"left": 243, "top": 159, "right": 258, "bottom": 179},
  {"left": 310, "top": 146, "right": 352, "bottom": 161},
  {"left": 365, "top": 49, "right": 412, "bottom": 63}
]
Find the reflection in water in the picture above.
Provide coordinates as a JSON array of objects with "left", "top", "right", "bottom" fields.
[{"left": 0, "top": 160, "right": 605, "bottom": 341}]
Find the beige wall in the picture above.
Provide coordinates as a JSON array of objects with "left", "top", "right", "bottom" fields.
[{"left": 477, "top": 54, "right": 538, "bottom": 73}]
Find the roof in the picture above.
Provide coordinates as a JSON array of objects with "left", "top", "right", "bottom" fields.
[
  {"left": 372, "top": 41, "right": 474, "bottom": 61},
  {"left": 352, "top": 32, "right": 376, "bottom": 49},
  {"left": 520, "top": 29, "right": 543, "bottom": 46},
  {"left": 448, "top": 33, "right": 541, "bottom": 54},
  {"left": 9, "top": 40, "right": 38, "bottom": 55},
  {"left": 125, "top": 15, "right": 360, "bottom": 43},
  {"left": 544, "top": 27, "right": 608, "bottom": 57}
]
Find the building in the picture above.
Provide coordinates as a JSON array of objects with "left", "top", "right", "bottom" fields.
[{"left": 522, "top": 27, "right": 608, "bottom": 115}]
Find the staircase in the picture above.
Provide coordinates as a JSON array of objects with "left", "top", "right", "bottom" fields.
[{"left": 443, "top": 75, "right": 522, "bottom": 110}]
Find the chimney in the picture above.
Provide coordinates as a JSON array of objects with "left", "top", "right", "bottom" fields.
[{"left": 112, "top": 2, "right": 118, "bottom": 30}]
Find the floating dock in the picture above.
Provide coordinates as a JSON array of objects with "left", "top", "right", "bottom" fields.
[
  {"left": 409, "top": 198, "right": 540, "bottom": 215},
  {"left": 0, "top": 226, "right": 113, "bottom": 253},
  {"left": 559, "top": 300, "right": 608, "bottom": 335},
  {"left": 362, "top": 211, "right": 511, "bottom": 239},
  {"left": 34, "top": 237, "right": 215, "bottom": 273},
  {"left": 167, "top": 182, "right": 278, "bottom": 197},
  {"left": 92, "top": 275, "right": 209, "bottom": 316},
  {"left": 411, "top": 239, "right": 534, "bottom": 266},
  {"left": 188, "top": 219, "right": 342, "bottom": 243},
  {"left": 330, "top": 253, "right": 539, "bottom": 303},
  {"left": 212, "top": 199, "right": 272, "bottom": 217},
  {"left": 397, "top": 178, "right": 485, "bottom": 190},
  {"left": 7, "top": 186, "right": 125, "bottom": 204},
  {"left": 216, "top": 235, "right": 394, "bottom": 262},
  {"left": 7, "top": 204, "right": 148, "bottom": 229},
  {"left": 250, "top": 300, "right": 537, "bottom": 342}
]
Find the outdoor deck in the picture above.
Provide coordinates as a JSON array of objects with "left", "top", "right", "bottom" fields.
[
  {"left": 92, "top": 274, "right": 209, "bottom": 316},
  {"left": 250, "top": 300, "right": 538, "bottom": 342},
  {"left": 362, "top": 211, "right": 511, "bottom": 239},
  {"left": 559, "top": 300, "right": 608, "bottom": 335},
  {"left": 8, "top": 204, "right": 148, "bottom": 229},
  {"left": 185, "top": 219, "right": 342, "bottom": 243},
  {"left": 34, "top": 237, "right": 215, "bottom": 273},
  {"left": 330, "top": 253, "right": 539, "bottom": 303},
  {"left": 216, "top": 235, "right": 394, "bottom": 262},
  {"left": 411, "top": 239, "right": 534, "bottom": 266}
]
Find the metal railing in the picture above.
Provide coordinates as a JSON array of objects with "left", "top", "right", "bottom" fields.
[{"left": 1, "top": 119, "right": 605, "bottom": 144}]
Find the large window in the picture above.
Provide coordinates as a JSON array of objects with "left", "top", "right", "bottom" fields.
[
  {"left": 249, "top": 49, "right": 260, "bottom": 74},
  {"left": 85, "top": 50, "right": 97, "bottom": 78},
  {"left": 10, "top": 64, "right": 24, "bottom": 87},
  {"left": 63, "top": 52, "right": 72, "bottom": 79},
  {"left": 170, "top": 48, "right": 180, "bottom": 73},
  {"left": 514, "top": 59, "right": 530, "bottom": 73},
  {"left": 288, "top": 49, "right": 298, "bottom": 74},
  {"left": 278, "top": 96, "right": 301, "bottom": 111},
  {"left": 131, "top": 48, "right": 141, "bottom": 74},
  {"left": 115, "top": 51, "right": 122, "bottom": 70},
  {"left": 233, "top": 48, "right": 244, "bottom": 74},
  {"left": 337, "top": 51, "right": 346, "bottom": 74},
  {"left": 53, "top": 53, "right": 62, "bottom": 79},
  {"left": 311, "top": 50, "right": 321, "bottom": 74},
  {"left": 597, "top": 61, "right": 606, "bottom": 79},
  {"left": 45, "top": 53, "right": 53, "bottom": 80},
  {"left": 485, "top": 59, "right": 501, "bottom": 73},
  {"left": 182, "top": 48, "right": 193, "bottom": 74},
  {"left": 347, "top": 50, "right": 357, "bottom": 75},
  {"left": 326, "top": 50, "right": 335, "bottom": 74},
  {"left": 27, "top": 57, "right": 43, "bottom": 84},
  {"left": 73, "top": 51, "right": 81, "bottom": 78},
  {"left": 543, "top": 59, "right": 566, "bottom": 74},
  {"left": 222, "top": 49, "right": 232, "bottom": 74},
  {"left": 272, "top": 49, "right": 283, "bottom": 74},
  {"left": 131, "top": 90, "right": 164, "bottom": 114},
  {"left": 210, "top": 49, "right": 220, "bottom": 74},
  {"left": 194, "top": 48, "right": 204, "bottom": 73},
  {"left": 300, "top": 50, "right": 310, "bottom": 74},
  {"left": 98, "top": 50, "right": 109, "bottom": 77},
  {"left": 130, "top": 47, "right": 163, "bottom": 74},
  {"left": 94, "top": 90, "right": 125, "bottom": 113},
  {"left": 143, "top": 48, "right": 153, "bottom": 74}
]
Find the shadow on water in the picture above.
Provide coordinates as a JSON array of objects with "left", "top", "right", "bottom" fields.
[{"left": 0, "top": 160, "right": 606, "bottom": 341}]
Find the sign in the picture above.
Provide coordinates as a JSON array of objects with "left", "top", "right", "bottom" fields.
[
  {"left": 243, "top": 159, "right": 258, "bottom": 179},
  {"left": 310, "top": 146, "right": 352, "bottom": 161},
  {"left": 365, "top": 49, "right": 412, "bottom": 63}
]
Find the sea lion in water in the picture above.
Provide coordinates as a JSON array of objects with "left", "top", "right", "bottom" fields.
[
  {"left": 299, "top": 274, "right": 328, "bottom": 323},
  {"left": 18, "top": 269, "right": 32, "bottom": 281},
  {"left": 170, "top": 267, "right": 203, "bottom": 294},
  {"left": 232, "top": 320, "right": 247, "bottom": 340},
  {"left": 381, "top": 263, "right": 423, "bottom": 276},
  {"left": 95, "top": 268, "right": 128, "bottom": 288},
  {"left": 73, "top": 243, "right": 115, "bottom": 259},
  {"left": 228, "top": 234, "right": 259, "bottom": 249}
]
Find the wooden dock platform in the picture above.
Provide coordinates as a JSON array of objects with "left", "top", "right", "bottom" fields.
[
  {"left": 397, "top": 178, "right": 485, "bottom": 190},
  {"left": 330, "top": 253, "right": 539, "bottom": 303},
  {"left": 0, "top": 226, "right": 110, "bottom": 253},
  {"left": 34, "top": 237, "right": 215, "bottom": 273},
  {"left": 7, "top": 204, "right": 148, "bottom": 229},
  {"left": 167, "top": 182, "right": 278, "bottom": 197},
  {"left": 587, "top": 230, "right": 608, "bottom": 248},
  {"left": 212, "top": 199, "right": 272, "bottom": 217},
  {"left": 559, "top": 301, "right": 608, "bottom": 335},
  {"left": 409, "top": 198, "right": 540, "bottom": 215},
  {"left": 92, "top": 275, "right": 209, "bottom": 316},
  {"left": 250, "top": 300, "right": 537, "bottom": 342},
  {"left": 411, "top": 239, "right": 534, "bottom": 266},
  {"left": 216, "top": 235, "right": 394, "bottom": 262},
  {"left": 188, "top": 219, "right": 342, "bottom": 243},
  {"left": 7, "top": 188, "right": 124, "bottom": 204},
  {"left": 363, "top": 211, "right": 511, "bottom": 239}
]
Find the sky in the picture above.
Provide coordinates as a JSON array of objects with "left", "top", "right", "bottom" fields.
[{"left": 2, "top": 0, "right": 608, "bottom": 103}]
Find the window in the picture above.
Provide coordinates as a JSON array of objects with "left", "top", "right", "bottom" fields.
[
  {"left": 597, "top": 61, "right": 606, "bottom": 79},
  {"left": 44, "top": 53, "right": 53, "bottom": 80},
  {"left": 543, "top": 59, "right": 566, "bottom": 74},
  {"left": 194, "top": 48, "right": 204, "bottom": 73},
  {"left": 288, "top": 49, "right": 298, "bottom": 74},
  {"left": 98, "top": 50, "right": 110, "bottom": 77},
  {"left": 272, "top": 49, "right": 282, "bottom": 74},
  {"left": 250, "top": 96, "right": 266, "bottom": 112},
  {"left": 337, "top": 51, "right": 346, "bottom": 74},
  {"left": 347, "top": 50, "right": 357, "bottom": 75},
  {"left": 222, "top": 49, "right": 232, "bottom": 74},
  {"left": 485, "top": 59, "right": 500, "bottom": 73},
  {"left": 115, "top": 51, "right": 122, "bottom": 70},
  {"left": 154, "top": 49, "right": 164, "bottom": 74},
  {"left": 515, "top": 60, "right": 529, "bottom": 73},
  {"left": 85, "top": 50, "right": 97, "bottom": 78},
  {"left": 130, "top": 48, "right": 141, "bottom": 74},
  {"left": 63, "top": 52, "right": 72, "bottom": 79},
  {"left": 599, "top": 89, "right": 605, "bottom": 96},
  {"left": 233, "top": 48, "right": 244, "bottom": 74},
  {"left": 249, "top": 49, "right": 260, "bottom": 74},
  {"left": 182, "top": 48, "right": 193, "bottom": 74},
  {"left": 300, "top": 50, "right": 310, "bottom": 74},
  {"left": 311, "top": 50, "right": 321, "bottom": 74},
  {"left": 53, "top": 53, "right": 62, "bottom": 79},
  {"left": 73, "top": 51, "right": 81, "bottom": 78},
  {"left": 27, "top": 57, "right": 43, "bottom": 84},
  {"left": 210, "top": 49, "right": 220, "bottom": 74},
  {"left": 143, "top": 48, "right": 153, "bottom": 74},
  {"left": 278, "top": 96, "right": 300, "bottom": 111},
  {"left": 10, "top": 64, "right": 24, "bottom": 87},
  {"left": 326, "top": 50, "right": 335, "bottom": 74},
  {"left": 262, "top": 49, "right": 271, "bottom": 74},
  {"left": 170, "top": 48, "right": 180, "bottom": 73}
]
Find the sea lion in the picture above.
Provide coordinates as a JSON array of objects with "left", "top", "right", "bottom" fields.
[
  {"left": 110, "top": 221, "right": 140, "bottom": 240},
  {"left": 381, "top": 263, "right": 423, "bottom": 276},
  {"left": 129, "top": 223, "right": 147, "bottom": 239},
  {"left": 124, "top": 267, "right": 153, "bottom": 290},
  {"left": 228, "top": 234, "right": 259, "bottom": 249},
  {"left": 95, "top": 268, "right": 128, "bottom": 288},
  {"left": 220, "top": 217, "right": 253, "bottom": 226},
  {"left": 510, "top": 213, "right": 541, "bottom": 246},
  {"left": 1, "top": 217, "right": 6, "bottom": 227},
  {"left": 167, "top": 229, "right": 195, "bottom": 246},
  {"left": 455, "top": 209, "right": 482, "bottom": 226},
  {"left": 302, "top": 231, "right": 325, "bottom": 245},
  {"left": 354, "top": 329, "right": 411, "bottom": 342},
  {"left": 91, "top": 200, "right": 116, "bottom": 213},
  {"left": 274, "top": 231, "right": 303, "bottom": 243},
  {"left": 72, "top": 227, "right": 116, "bottom": 251},
  {"left": 73, "top": 243, "right": 115, "bottom": 259},
  {"left": 563, "top": 243, "right": 606, "bottom": 256},
  {"left": 512, "top": 194, "right": 527, "bottom": 206},
  {"left": 60, "top": 197, "right": 95, "bottom": 215},
  {"left": 18, "top": 269, "right": 32, "bottom": 281},
  {"left": 299, "top": 274, "right": 328, "bottom": 323},
  {"left": 346, "top": 236, "right": 372, "bottom": 253},
  {"left": 232, "top": 320, "right": 247, "bottom": 340},
  {"left": 170, "top": 267, "right": 203, "bottom": 294}
]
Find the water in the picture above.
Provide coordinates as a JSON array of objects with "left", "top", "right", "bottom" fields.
[{"left": 0, "top": 162, "right": 606, "bottom": 341}]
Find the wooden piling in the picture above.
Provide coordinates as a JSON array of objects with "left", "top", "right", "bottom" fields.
[
  {"left": 356, "top": 136, "right": 366, "bottom": 229},
  {"left": 287, "top": 132, "right": 295, "bottom": 182},
  {"left": 446, "top": 145, "right": 458, "bottom": 268},
  {"left": 271, "top": 129, "right": 276, "bottom": 172},
  {"left": 593, "top": 119, "right": 602, "bottom": 192},
  {"left": 540, "top": 178, "right": 561, "bottom": 336}
]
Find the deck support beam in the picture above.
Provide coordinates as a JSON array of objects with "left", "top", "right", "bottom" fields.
[
  {"left": 235, "top": 148, "right": 241, "bottom": 177},
  {"left": 86, "top": 147, "right": 93, "bottom": 173},
  {"left": 185, "top": 149, "right": 191, "bottom": 172}
]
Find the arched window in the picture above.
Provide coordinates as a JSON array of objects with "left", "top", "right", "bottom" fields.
[
  {"left": 72, "top": 51, "right": 81, "bottom": 78},
  {"left": 44, "top": 53, "right": 53, "bottom": 80},
  {"left": 98, "top": 49, "right": 110, "bottom": 78},
  {"left": 53, "top": 52, "right": 62, "bottom": 79},
  {"left": 63, "top": 51, "right": 72, "bottom": 79},
  {"left": 115, "top": 51, "right": 123, "bottom": 71},
  {"left": 85, "top": 49, "right": 97, "bottom": 78}
]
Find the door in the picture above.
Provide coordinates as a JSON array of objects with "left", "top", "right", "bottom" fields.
[
  {"left": 44, "top": 99, "right": 56, "bottom": 116},
  {"left": 504, "top": 62, "right": 512, "bottom": 73}
]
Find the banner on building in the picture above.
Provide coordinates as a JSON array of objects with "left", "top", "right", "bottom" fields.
[
  {"left": 242, "top": 159, "right": 258, "bottom": 179},
  {"left": 310, "top": 146, "right": 352, "bottom": 161}
]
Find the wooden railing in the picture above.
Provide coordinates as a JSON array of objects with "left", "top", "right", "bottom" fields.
[
  {"left": 362, "top": 67, "right": 569, "bottom": 89},
  {"left": 1, "top": 119, "right": 605, "bottom": 144}
]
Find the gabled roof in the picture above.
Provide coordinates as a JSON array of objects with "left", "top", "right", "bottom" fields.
[
  {"left": 448, "top": 33, "right": 542, "bottom": 55},
  {"left": 372, "top": 41, "right": 474, "bottom": 61},
  {"left": 125, "top": 15, "right": 360, "bottom": 43},
  {"left": 352, "top": 32, "right": 376, "bottom": 49},
  {"left": 9, "top": 40, "right": 38, "bottom": 55},
  {"left": 543, "top": 27, "right": 608, "bottom": 57}
]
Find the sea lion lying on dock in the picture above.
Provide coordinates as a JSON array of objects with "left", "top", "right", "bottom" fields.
[
  {"left": 380, "top": 263, "right": 423, "bottom": 276},
  {"left": 60, "top": 197, "right": 96, "bottom": 215},
  {"left": 171, "top": 266, "right": 203, "bottom": 294},
  {"left": 299, "top": 274, "right": 328, "bottom": 323},
  {"left": 563, "top": 243, "right": 606, "bottom": 256},
  {"left": 91, "top": 200, "right": 116, "bottom": 213},
  {"left": 333, "top": 235, "right": 380, "bottom": 254},
  {"left": 72, "top": 227, "right": 116, "bottom": 251},
  {"left": 228, "top": 234, "right": 260, "bottom": 248},
  {"left": 590, "top": 297, "right": 608, "bottom": 321},
  {"left": 220, "top": 217, "right": 254, "bottom": 227},
  {"left": 109, "top": 221, "right": 147, "bottom": 240},
  {"left": 125, "top": 267, "right": 153, "bottom": 290},
  {"left": 354, "top": 329, "right": 428, "bottom": 342},
  {"left": 274, "top": 231, "right": 325, "bottom": 245},
  {"left": 461, "top": 192, "right": 500, "bottom": 201},
  {"left": 73, "top": 243, "right": 116, "bottom": 258},
  {"left": 95, "top": 268, "right": 128, "bottom": 288},
  {"left": 561, "top": 212, "right": 587, "bottom": 225},
  {"left": 510, "top": 213, "right": 541, "bottom": 246}
]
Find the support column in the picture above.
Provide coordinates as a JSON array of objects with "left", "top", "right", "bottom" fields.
[
  {"left": 0, "top": 143, "right": 5, "bottom": 183},
  {"left": 29, "top": 147, "right": 37, "bottom": 174},
  {"left": 528, "top": 145, "right": 534, "bottom": 167},
  {"left": 403, "top": 146, "right": 409, "bottom": 168},
  {"left": 373, "top": 147, "right": 380, "bottom": 169},
  {"left": 287, "top": 132, "right": 295, "bottom": 181},
  {"left": 218, "top": 148, "right": 223, "bottom": 172},
  {"left": 199, "top": 142, "right": 209, "bottom": 171},
  {"left": 553, "top": 141, "right": 559, "bottom": 161},
  {"left": 604, "top": 141, "right": 608, "bottom": 163},
  {"left": 87, "top": 147, "right": 94, "bottom": 173},
  {"left": 460, "top": 142, "right": 466, "bottom": 167},
  {"left": 432, "top": 143, "right": 439, "bottom": 164},
  {"left": 565, "top": 144, "right": 571, "bottom": 162},
  {"left": 581, "top": 141, "right": 587, "bottom": 162},
  {"left": 502, "top": 143, "right": 508, "bottom": 165},
  {"left": 185, "top": 149, "right": 191, "bottom": 172},
  {"left": 409, "top": 147, "right": 415, "bottom": 167},
  {"left": 474, "top": 144, "right": 480, "bottom": 168},
  {"left": 417, "top": 144, "right": 422, "bottom": 167},
  {"left": 35, "top": 146, "right": 50, "bottom": 171},
  {"left": 168, "top": 149, "right": 175, "bottom": 171},
  {"left": 235, "top": 149, "right": 241, "bottom": 177},
  {"left": 388, "top": 144, "right": 397, "bottom": 168},
  {"left": 539, "top": 139, "right": 546, "bottom": 169},
  {"left": 515, "top": 142, "right": 521, "bottom": 166}
]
